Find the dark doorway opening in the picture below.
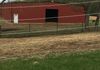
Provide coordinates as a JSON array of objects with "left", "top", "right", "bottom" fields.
[{"left": 45, "top": 9, "right": 58, "bottom": 22}]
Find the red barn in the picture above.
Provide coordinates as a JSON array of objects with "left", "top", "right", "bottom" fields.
[{"left": 0, "top": 2, "right": 85, "bottom": 24}]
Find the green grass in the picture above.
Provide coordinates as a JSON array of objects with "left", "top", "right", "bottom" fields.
[
  {"left": 0, "top": 18, "right": 6, "bottom": 25},
  {"left": 0, "top": 51, "right": 100, "bottom": 70}
]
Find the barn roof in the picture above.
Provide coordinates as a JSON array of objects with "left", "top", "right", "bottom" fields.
[{"left": 0, "top": 2, "right": 84, "bottom": 8}]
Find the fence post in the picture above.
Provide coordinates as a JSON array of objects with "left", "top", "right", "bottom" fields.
[
  {"left": 0, "top": 25, "right": 2, "bottom": 37},
  {"left": 56, "top": 22, "right": 59, "bottom": 33},
  {"left": 81, "top": 23, "right": 85, "bottom": 32},
  {"left": 95, "top": 16, "right": 99, "bottom": 31},
  {"left": 28, "top": 24, "right": 31, "bottom": 32}
]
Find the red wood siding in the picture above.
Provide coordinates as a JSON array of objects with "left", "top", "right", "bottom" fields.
[{"left": 0, "top": 3, "right": 85, "bottom": 24}]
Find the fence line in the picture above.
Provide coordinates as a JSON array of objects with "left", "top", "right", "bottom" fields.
[{"left": 0, "top": 23, "right": 99, "bottom": 36}]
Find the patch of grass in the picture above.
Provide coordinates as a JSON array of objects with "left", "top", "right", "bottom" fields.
[
  {"left": 0, "top": 18, "right": 6, "bottom": 25},
  {"left": 0, "top": 51, "right": 100, "bottom": 70}
]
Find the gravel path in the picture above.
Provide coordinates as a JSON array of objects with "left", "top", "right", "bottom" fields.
[{"left": 0, "top": 32, "right": 100, "bottom": 59}]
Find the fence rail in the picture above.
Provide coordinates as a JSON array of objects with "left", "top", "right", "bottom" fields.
[{"left": 0, "top": 22, "right": 100, "bottom": 37}]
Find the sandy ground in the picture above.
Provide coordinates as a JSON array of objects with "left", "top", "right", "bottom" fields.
[{"left": 0, "top": 32, "right": 100, "bottom": 59}]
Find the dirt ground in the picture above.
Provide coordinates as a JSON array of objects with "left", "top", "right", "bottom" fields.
[{"left": 0, "top": 32, "right": 100, "bottom": 59}]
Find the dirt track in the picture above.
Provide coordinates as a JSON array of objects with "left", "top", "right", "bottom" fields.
[{"left": 0, "top": 32, "right": 100, "bottom": 59}]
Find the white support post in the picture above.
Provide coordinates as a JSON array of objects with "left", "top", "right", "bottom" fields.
[{"left": 13, "top": 13, "right": 19, "bottom": 24}]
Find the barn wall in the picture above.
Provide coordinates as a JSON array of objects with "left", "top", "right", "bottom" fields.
[{"left": 0, "top": 3, "right": 85, "bottom": 24}]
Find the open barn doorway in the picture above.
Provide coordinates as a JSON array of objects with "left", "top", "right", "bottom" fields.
[{"left": 45, "top": 9, "right": 58, "bottom": 22}]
